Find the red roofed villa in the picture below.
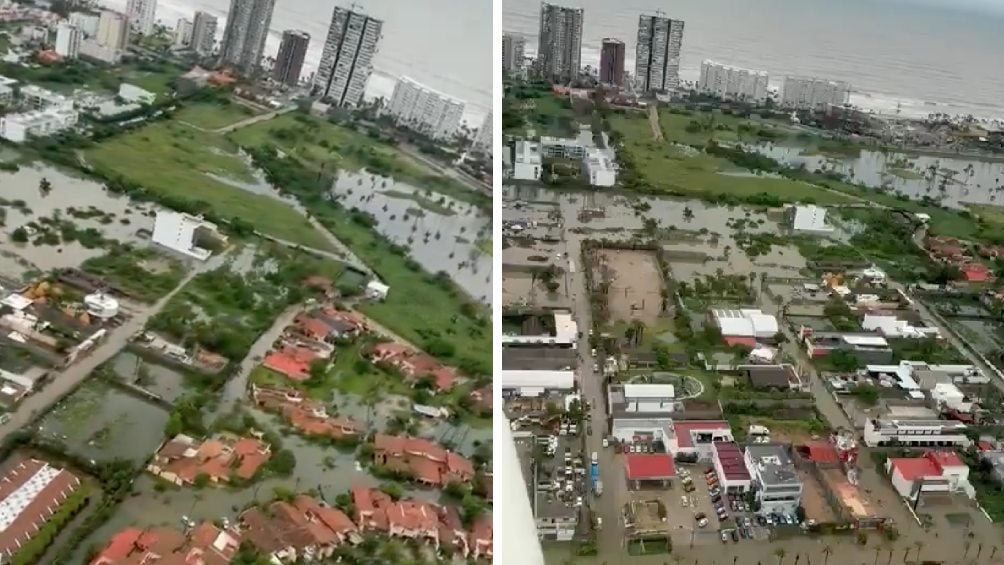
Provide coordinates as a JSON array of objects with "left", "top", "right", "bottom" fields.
[
  {"left": 147, "top": 433, "right": 271, "bottom": 486},
  {"left": 885, "top": 451, "right": 972, "bottom": 500},
  {"left": 372, "top": 434, "right": 475, "bottom": 488},
  {"left": 370, "top": 343, "right": 461, "bottom": 393}
]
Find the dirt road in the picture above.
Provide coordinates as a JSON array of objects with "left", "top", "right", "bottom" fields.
[{"left": 648, "top": 105, "right": 664, "bottom": 142}]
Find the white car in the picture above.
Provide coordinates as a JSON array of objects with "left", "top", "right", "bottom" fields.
[{"left": 602, "top": 437, "right": 609, "bottom": 448}]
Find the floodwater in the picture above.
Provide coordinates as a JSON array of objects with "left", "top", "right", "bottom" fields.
[
  {"left": 0, "top": 164, "right": 159, "bottom": 278},
  {"left": 331, "top": 171, "right": 492, "bottom": 303},
  {"left": 36, "top": 380, "right": 170, "bottom": 466},
  {"left": 505, "top": 185, "right": 807, "bottom": 282},
  {"left": 749, "top": 143, "right": 1004, "bottom": 208},
  {"left": 110, "top": 352, "right": 190, "bottom": 404},
  {"left": 72, "top": 406, "right": 441, "bottom": 563}
]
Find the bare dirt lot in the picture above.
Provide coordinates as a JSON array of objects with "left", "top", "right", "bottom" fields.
[
  {"left": 595, "top": 249, "right": 664, "bottom": 325},
  {"left": 797, "top": 469, "right": 838, "bottom": 524}
]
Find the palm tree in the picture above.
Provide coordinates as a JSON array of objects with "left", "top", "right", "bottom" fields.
[
  {"left": 822, "top": 545, "right": 833, "bottom": 565},
  {"left": 38, "top": 177, "right": 52, "bottom": 197},
  {"left": 775, "top": 547, "right": 787, "bottom": 565},
  {"left": 914, "top": 540, "right": 924, "bottom": 562},
  {"left": 963, "top": 540, "right": 971, "bottom": 559},
  {"left": 874, "top": 546, "right": 881, "bottom": 565}
]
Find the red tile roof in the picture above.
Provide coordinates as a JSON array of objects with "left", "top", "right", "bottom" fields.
[
  {"left": 723, "top": 336, "right": 757, "bottom": 348},
  {"left": 673, "top": 421, "right": 731, "bottom": 448},
  {"left": 927, "top": 450, "right": 965, "bottom": 471},
  {"left": 0, "top": 459, "right": 81, "bottom": 559},
  {"left": 960, "top": 263, "right": 992, "bottom": 282},
  {"left": 713, "top": 442, "right": 750, "bottom": 481},
  {"left": 804, "top": 441, "right": 841, "bottom": 465},
  {"left": 263, "top": 351, "right": 312, "bottom": 382},
  {"left": 624, "top": 454, "right": 676, "bottom": 480},
  {"left": 889, "top": 457, "right": 940, "bottom": 481}
]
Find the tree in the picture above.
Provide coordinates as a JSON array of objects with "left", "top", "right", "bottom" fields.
[
  {"left": 775, "top": 547, "right": 786, "bottom": 565},
  {"left": 424, "top": 337, "right": 456, "bottom": 358},
  {"left": 267, "top": 449, "right": 297, "bottom": 476},
  {"left": 827, "top": 349, "right": 861, "bottom": 372},
  {"left": 306, "top": 359, "right": 328, "bottom": 385},
  {"left": 380, "top": 481, "right": 404, "bottom": 500},
  {"left": 10, "top": 227, "right": 27, "bottom": 243},
  {"left": 164, "top": 413, "right": 183, "bottom": 438},
  {"left": 39, "top": 177, "right": 52, "bottom": 196},
  {"left": 822, "top": 545, "right": 833, "bottom": 565}
]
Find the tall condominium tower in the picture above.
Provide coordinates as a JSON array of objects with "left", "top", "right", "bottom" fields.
[
  {"left": 313, "top": 6, "right": 383, "bottom": 107},
  {"left": 191, "top": 11, "right": 218, "bottom": 56},
  {"left": 125, "top": 0, "right": 157, "bottom": 36},
  {"left": 273, "top": 30, "right": 310, "bottom": 87},
  {"left": 219, "top": 0, "right": 276, "bottom": 75},
  {"left": 386, "top": 77, "right": 466, "bottom": 141},
  {"left": 501, "top": 32, "right": 525, "bottom": 76},
  {"left": 599, "top": 38, "right": 625, "bottom": 86},
  {"left": 635, "top": 13, "right": 685, "bottom": 93},
  {"left": 536, "top": 2, "right": 583, "bottom": 83},
  {"left": 96, "top": 10, "right": 130, "bottom": 50}
]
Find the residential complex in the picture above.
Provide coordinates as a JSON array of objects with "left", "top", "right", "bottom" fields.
[
  {"left": 386, "top": 76, "right": 466, "bottom": 141},
  {"left": 55, "top": 23, "right": 82, "bottom": 58},
  {"left": 635, "top": 13, "right": 685, "bottom": 93},
  {"left": 0, "top": 459, "right": 82, "bottom": 561},
  {"left": 502, "top": 32, "right": 526, "bottom": 76},
  {"left": 471, "top": 111, "right": 492, "bottom": 156},
  {"left": 80, "top": 10, "right": 129, "bottom": 64},
  {"left": 272, "top": 30, "right": 310, "bottom": 87},
  {"left": 313, "top": 5, "right": 383, "bottom": 107},
  {"left": 536, "top": 2, "right": 583, "bottom": 82},
  {"left": 0, "top": 82, "right": 78, "bottom": 143},
  {"left": 219, "top": 0, "right": 276, "bottom": 75},
  {"left": 698, "top": 60, "right": 769, "bottom": 102},
  {"left": 191, "top": 10, "right": 218, "bottom": 56},
  {"left": 599, "top": 38, "right": 625, "bottom": 87},
  {"left": 68, "top": 12, "right": 100, "bottom": 37},
  {"left": 173, "top": 17, "right": 193, "bottom": 48},
  {"left": 781, "top": 75, "right": 851, "bottom": 110},
  {"left": 125, "top": 0, "right": 157, "bottom": 36}
]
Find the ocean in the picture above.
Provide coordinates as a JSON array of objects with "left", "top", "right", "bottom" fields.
[
  {"left": 97, "top": 0, "right": 492, "bottom": 125},
  {"left": 503, "top": 0, "right": 1004, "bottom": 121}
]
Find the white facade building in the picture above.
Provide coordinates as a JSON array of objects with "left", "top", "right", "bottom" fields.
[
  {"left": 582, "top": 150, "right": 617, "bottom": 187},
  {"left": 81, "top": 10, "right": 129, "bottom": 64},
  {"left": 471, "top": 112, "right": 491, "bottom": 156},
  {"left": 621, "top": 384, "right": 675, "bottom": 413},
  {"left": 500, "top": 370, "right": 575, "bottom": 397},
  {"left": 191, "top": 11, "right": 218, "bottom": 55},
  {"left": 512, "top": 140, "right": 542, "bottom": 181},
  {"left": 501, "top": 32, "right": 525, "bottom": 75},
  {"left": 0, "top": 108, "right": 78, "bottom": 143},
  {"left": 861, "top": 314, "right": 941, "bottom": 339},
  {"left": 126, "top": 0, "right": 157, "bottom": 36},
  {"left": 537, "top": 3, "right": 583, "bottom": 82},
  {"left": 68, "top": 12, "right": 100, "bottom": 37},
  {"left": 502, "top": 311, "right": 577, "bottom": 346},
  {"left": 863, "top": 418, "right": 971, "bottom": 448},
  {"left": 666, "top": 421, "right": 733, "bottom": 461},
  {"left": 781, "top": 76, "right": 851, "bottom": 110},
  {"left": 886, "top": 452, "right": 972, "bottom": 500},
  {"left": 118, "top": 83, "right": 156, "bottom": 105},
  {"left": 540, "top": 136, "right": 586, "bottom": 160},
  {"left": 711, "top": 309, "right": 778, "bottom": 339},
  {"left": 314, "top": 6, "right": 382, "bottom": 107},
  {"left": 386, "top": 77, "right": 465, "bottom": 141},
  {"left": 174, "top": 18, "right": 193, "bottom": 48},
  {"left": 55, "top": 24, "right": 82, "bottom": 58},
  {"left": 789, "top": 204, "right": 833, "bottom": 232},
  {"left": 635, "top": 14, "right": 685, "bottom": 93},
  {"left": 151, "top": 210, "right": 224, "bottom": 261},
  {"left": 698, "top": 60, "right": 769, "bottom": 102},
  {"left": 930, "top": 382, "right": 973, "bottom": 413},
  {"left": 744, "top": 444, "right": 803, "bottom": 514}
]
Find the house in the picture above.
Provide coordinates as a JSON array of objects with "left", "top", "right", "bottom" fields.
[
  {"left": 710, "top": 309, "right": 778, "bottom": 340},
  {"left": 667, "top": 421, "right": 734, "bottom": 461},
  {"left": 925, "top": 236, "right": 967, "bottom": 262},
  {"left": 146, "top": 433, "right": 271, "bottom": 486},
  {"left": 365, "top": 279, "right": 390, "bottom": 301},
  {"left": 90, "top": 522, "right": 241, "bottom": 565},
  {"left": 350, "top": 487, "right": 481, "bottom": 557},
  {"left": 742, "top": 364, "right": 800, "bottom": 391},
  {"left": 469, "top": 513, "right": 493, "bottom": 561},
  {"left": 803, "top": 332, "right": 894, "bottom": 364},
  {"left": 252, "top": 386, "right": 364, "bottom": 441},
  {"left": 861, "top": 313, "right": 941, "bottom": 339},
  {"left": 239, "top": 495, "right": 359, "bottom": 562},
  {"left": 370, "top": 343, "right": 460, "bottom": 392},
  {"left": 885, "top": 451, "right": 973, "bottom": 500},
  {"left": 372, "top": 434, "right": 475, "bottom": 487},
  {"left": 959, "top": 263, "right": 993, "bottom": 283},
  {"left": 512, "top": 140, "right": 542, "bottom": 181}
]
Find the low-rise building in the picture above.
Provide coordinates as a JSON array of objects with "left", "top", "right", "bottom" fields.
[
  {"left": 500, "top": 369, "right": 575, "bottom": 397},
  {"left": 624, "top": 453, "right": 676, "bottom": 489},
  {"left": 90, "top": 522, "right": 241, "bottom": 565},
  {"left": 609, "top": 383, "right": 675, "bottom": 413},
  {"left": 710, "top": 308, "right": 778, "bottom": 340},
  {"left": 118, "top": 83, "right": 156, "bottom": 104},
  {"left": 0, "top": 107, "right": 78, "bottom": 143},
  {"left": 372, "top": 434, "right": 475, "bottom": 488},
  {"left": 667, "top": 421, "right": 733, "bottom": 461},
  {"left": 370, "top": 343, "right": 460, "bottom": 392},
  {"left": 512, "top": 140, "right": 542, "bottom": 181},
  {"left": 713, "top": 442, "right": 752, "bottom": 493},
  {"left": 147, "top": 433, "right": 271, "bottom": 486},
  {"left": 862, "top": 313, "right": 941, "bottom": 339},
  {"left": 239, "top": 495, "right": 359, "bottom": 561},
  {"left": 741, "top": 364, "right": 801, "bottom": 391},
  {"left": 804, "top": 332, "right": 894, "bottom": 364},
  {"left": 744, "top": 444, "right": 803, "bottom": 514},
  {"left": 540, "top": 136, "right": 587, "bottom": 160},
  {"left": 788, "top": 205, "right": 834, "bottom": 233},
  {"left": 252, "top": 385, "right": 364, "bottom": 441},
  {"left": 0, "top": 459, "right": 82, "bottom": 561},
  {"left": 885, "top": 451, "right": 973, "bottom": 500},
  {"left": 863, "top": 417, "right": 970, "bottom": 448},
  {"left": 151, "top": 210, "right": 227, "bottom": 260},
  {"left": 581, "top": 149, "right": 617, "bottom": 187}
]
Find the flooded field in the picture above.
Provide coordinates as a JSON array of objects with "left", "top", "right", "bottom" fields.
[
  {"left": 0, "top": 164, "right": 161, "bottom": 279},
  {"left": 331, "top": 172, "right": 492, "bottom": 302},
  {"left": 109, "top": 352, "right": 190, "bottom": 404},
  {"left": 748, "top": 143, "right": 1004, "bottom": 208},
  {"left": 37, "top": 379, "right": 170, "bottom": 466}
]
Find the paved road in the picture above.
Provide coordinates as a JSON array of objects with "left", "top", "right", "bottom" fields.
[
  {"left": 0, "top": 253, "right": 226, "bottom": 439},
  {"left": 217, "top": 305, "right": 302, "bottom": 414}
]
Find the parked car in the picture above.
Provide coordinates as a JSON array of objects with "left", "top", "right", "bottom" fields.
[
  {"left": 720, "top": 530, "right": 730, "bottom": 543},
  {"left": 731, "top": 529, "right": 740, "bottom": 542}
]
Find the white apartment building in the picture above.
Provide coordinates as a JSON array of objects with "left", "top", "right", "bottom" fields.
[
  {"left": 174, "top": 18, "right": 193, "bottom": 48},
  {"left": 744, "top": 444, "right": 803, "bottom": 515},
  {"left": 501, "top": 32, "right": 525, "bottom": 75},
  {"left": 0, "top": 108, "right": 78, "bottom": 143},
  {"left": 21, "top": 85, "right": 71, "bottom": 110},
  {"left": 540, "top": 136, "right": 586, "bottom": 160},
  {"left": 513, "top": 140, "right": 542, "bottom": 181},
  {"left": 789, "top": 204, "right": 833, "bottom": 232},
  {"left": 68, "top": 12, "right": 100, "bottom": 37},
  {"left": 81, "top": 10, "right": 129, "bottom": 63},
  {"left": 582, "top": 150, "right": 616, "bottom": 187},
  {"left": 471, "top": 112, "right": 492, "bottom": 156},
  {"left": 151, "top": 210, "right": 225, "bottom": 260},
  {"left": 698, "top": 60, "right": 769, "bottom": 102},
  {"left": 863, "top": 418, "right": 971, "bottom": 448},
  {"left": 191, "top": 11, "right": 217, "bottom": 55},
  {"left": 314, "top": 6, "right": 382, "bottom": 107},
  {"left": 386, "top": 77, "right": 465, "bottom": 141},
  {"left": 55, "top": 24, "right": 82, "bottom": 59},
  {"left": 635, "top": 14, "right": 685, "bottom": 93},
  {"left": 781, "top": 76, "right": 851, "bottom": 110},
  {"left": 118, "top": 83, "right": 156, "bottom": 105},
  {"left": 125, "top": 0, "right": 157, "bottom": 36}
]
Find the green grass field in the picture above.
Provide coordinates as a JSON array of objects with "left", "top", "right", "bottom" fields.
[
  {"left": 173, "top": 101, "right": 259, "bottom": 131},
  {"left": 84, "top": 121, "right": 336, "bottom": 251},
  {"left": 611, "top": 113, "right": 856, "bottom": 204}
]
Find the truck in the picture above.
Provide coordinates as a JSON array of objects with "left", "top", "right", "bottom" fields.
[{"left": 591, "top": 462, "right": 601, "bottom": 495}]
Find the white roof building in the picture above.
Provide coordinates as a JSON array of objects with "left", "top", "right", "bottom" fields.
[
  {"left": 931, "top": 382, "right": 972, "bottom": 413},
  {"left": 502, "top": 311, "right": 578, "bottom": 346},
  {"left": 790, "top": 205, "right": 834, "bottom": 232},
  {"left": 711, "top": 309, "right": 778, "bottom": 339},
  {"left": 365, "top": 280, "right": 390, "bottom": 301},
  {"left": 622, "top": 384, "right": 674, "bottom": 413},
  {"left": 582, "top": 149, "right": 617, "bottom": 187},
  {"left": 118, "top": 83, "right": 156, "bottom": 105},
  {"left": 862, "top": 314, "right": 941, "bottom": 339},
  {"left": 151, "top": 210, "right": 224, "bottom": 261},
  {"left": 512, "top": 140, "right": 542, "bottom": 181},
  {"left": 386, "top": 76, "right": 465, "bottom": 141},
  {"left": 500, "top": 369, "right": 575, "bottom": 397}
]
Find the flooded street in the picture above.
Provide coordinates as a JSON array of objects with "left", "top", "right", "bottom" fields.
[
  {"left": 748, "top": 143, "right": 1004, "bottom": 208},
  {"left": 331, "top": 172, "right": 492, "bottom": 303}
]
